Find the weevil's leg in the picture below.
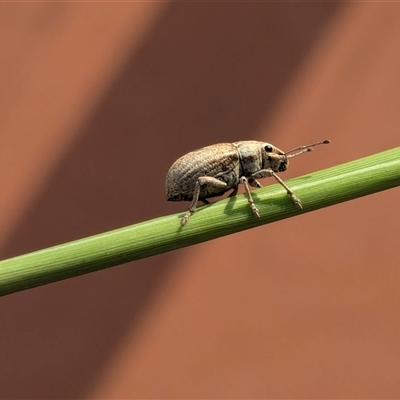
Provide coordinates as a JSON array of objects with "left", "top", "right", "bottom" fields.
[
  {"left": 228, "top": 186, "right": 238, "bottom": 197},
  {"left": 251, "top": 169, "right": 303, "bottom": 209},
  {"left": 270, "top": 172, "right": 302, "bottom": 209},
  {"left": 248, "top": 178, "right": 262, "bottom": 188},
  {"left": 240, "top": 177, "right": 260, "bottom": 218},
  {"left": 181, "top": 176, "right": 227, "bottom": 226},
  {"left": 181, "top": 180, "right": 201, "bottom": 226}
]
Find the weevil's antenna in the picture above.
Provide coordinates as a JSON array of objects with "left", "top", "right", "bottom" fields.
[{"left": 286, "top": 139, "right": 330, "bottom": 159}]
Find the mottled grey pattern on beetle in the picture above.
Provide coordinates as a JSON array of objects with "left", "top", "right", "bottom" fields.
[{"left": 166, "top": 139, "right": 330, "bottom": 226}]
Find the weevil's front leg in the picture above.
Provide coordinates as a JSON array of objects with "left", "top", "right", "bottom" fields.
[
  {"left": 251, "top": 169, "right": 303, "bottom": 209},
  {"left": 248, "top": 178, "right": 262, "bottom": 188},
  {"left": 240, "top": 177, "right": 260, "bottom": 218},
  {"left": 181, "top": 176, "right": 228, "bottom": 226}
]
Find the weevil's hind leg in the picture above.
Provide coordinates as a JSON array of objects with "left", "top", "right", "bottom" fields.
[
  {"left": 181, "top": 176, "right": 227, "bottom": 226},
  {"left": 181, "top": 181, "right": 201, "bottom": 226},
  {"left": 240, "top": 177, "right": 260, "bottom": 218}
]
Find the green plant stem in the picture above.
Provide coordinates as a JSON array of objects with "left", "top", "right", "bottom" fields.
[{"left": 0, "top": 147, "right": 399, "bottom": 296}]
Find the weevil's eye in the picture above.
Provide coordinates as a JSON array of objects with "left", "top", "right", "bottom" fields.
[{"left": 264, "top": 144, "right": 273, "bottom": 152}]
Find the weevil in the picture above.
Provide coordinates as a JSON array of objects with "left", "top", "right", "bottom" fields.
[{"left": 166, "top": 139, "right": 330, "bottom": 226}]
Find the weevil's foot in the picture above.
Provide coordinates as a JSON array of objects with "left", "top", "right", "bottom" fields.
[
  {"left": 250, "top": 204, "right": 261, "bottom": 218},
  {"left": 180, "top": 211, "right": 193, "bottom": 226},
  {"left": 290, "top": 195, "right": 303, "bottom": 209}
]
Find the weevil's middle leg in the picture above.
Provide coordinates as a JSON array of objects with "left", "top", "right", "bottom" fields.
[
  {"left": 240, "top": 176, "right": 260, "bottom": 218},
  {"left": 228, "top": 186, "right": 238, "bottom": 197},
  {"left": 181, "top": 176, "right": 228, "bottom": 226}
]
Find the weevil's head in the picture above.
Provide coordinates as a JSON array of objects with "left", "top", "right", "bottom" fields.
[
  {"left": 262, "top": 139, "right": 331, "bottom": 173},
  {"left": 261, "top": 143, "right": 288, "bottom": 172}
]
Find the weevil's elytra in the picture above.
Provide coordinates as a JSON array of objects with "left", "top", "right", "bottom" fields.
[{"left": 166, "top": 139, "right": 330, "bottom": 226}]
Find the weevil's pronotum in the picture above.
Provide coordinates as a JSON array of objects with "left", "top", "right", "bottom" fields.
[{"left": 166, "top": 139, "right": 330, "bottom": 226}]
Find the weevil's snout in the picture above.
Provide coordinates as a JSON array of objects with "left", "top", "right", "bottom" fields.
[
  {"left": 277, "top": 158, "right": 288, "bottom": 172},
  {"left": 263, "top": 153, "right": 288, "bottom": 172}
]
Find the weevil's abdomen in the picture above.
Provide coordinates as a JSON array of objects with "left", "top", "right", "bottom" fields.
[{"left": 166, "top": 143, "right": 240, "bottom": 201}]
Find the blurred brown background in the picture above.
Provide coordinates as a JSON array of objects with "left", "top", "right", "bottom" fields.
[{"left": 0, "top": 2, "right": 399, "bottom": 398}]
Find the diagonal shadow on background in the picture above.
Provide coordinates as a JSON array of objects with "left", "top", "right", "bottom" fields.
[{"left": 0, "top": 3, "right": 343, "bottom": 398}]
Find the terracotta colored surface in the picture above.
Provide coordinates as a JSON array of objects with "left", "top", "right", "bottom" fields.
[{"left": 0, "top": 3, "right": 399, "bottom": 398}]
